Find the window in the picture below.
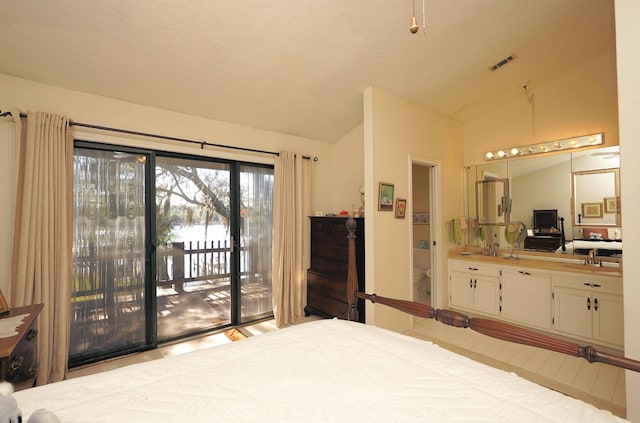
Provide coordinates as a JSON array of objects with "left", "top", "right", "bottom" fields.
[{"left": 70, "top": 143, "right": 273, "bottom": 366}]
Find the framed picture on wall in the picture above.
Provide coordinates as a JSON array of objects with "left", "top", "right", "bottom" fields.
[
  {"left": 378, "top": 182, "right": 394, "bottom": 211},
  {"left": 582, "top": 202, "right": 603, "bottom": 218},
  {"left": 0, "top": 288, "right": 9, "bottom": 316},
  {"left": 395, "top": 198, "right": 407, "bottom": 218},
  {"left": 604, "top": 197, "right": 620, "bottom": 213}
]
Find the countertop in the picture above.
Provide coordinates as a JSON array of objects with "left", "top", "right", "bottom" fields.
[{"left": 449, "top": 249, "right": 622, "bottom": 277}]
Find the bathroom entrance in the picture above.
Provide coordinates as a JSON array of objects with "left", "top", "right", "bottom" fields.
[{"left": 411, "top": 160, "right": 438, "bottom": 307}]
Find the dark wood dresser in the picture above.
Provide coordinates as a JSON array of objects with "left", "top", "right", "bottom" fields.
[
  {"left": 524, "top": 235, "right": 562, "bottom": 252},
  {"left": 0, "top": 303, "right": 43, "bottom": 390},
  {"left": 305, "top": 216, "right": 365, "bottom": 322}
]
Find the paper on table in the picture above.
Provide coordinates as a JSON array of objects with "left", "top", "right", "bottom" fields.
[{"left": 0, "top": 313, "right": 30, "bottom": 338}]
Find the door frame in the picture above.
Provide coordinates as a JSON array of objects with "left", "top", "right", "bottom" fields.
[{"left": 409, "top": 156, "right": 442, "bottom": 310}]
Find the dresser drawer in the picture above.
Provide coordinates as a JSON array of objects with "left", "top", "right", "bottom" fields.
[
  {"left": 6, "top": 322, "right": 38, "bottom": 389},
  {"left": 306, "top": 290, "right": 349, "bottom": 319},
  {"left": 307, "top": 271, "right": 347, "bottom": 301},
  {"left": 0, "top": 304, "right": 43, "bottom": 390}
]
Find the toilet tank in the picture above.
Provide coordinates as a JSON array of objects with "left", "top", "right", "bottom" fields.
[{"left": 413, "top": 248, "right": 430, "bottom": 270}]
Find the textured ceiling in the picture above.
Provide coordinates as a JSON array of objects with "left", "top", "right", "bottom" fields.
[{"left": 0, "top": 1, "right": 615, "bottom": 142}]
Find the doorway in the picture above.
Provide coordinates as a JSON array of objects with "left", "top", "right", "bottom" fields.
[{"left": 411, "top": 159, "right": 440, "bottom": 308}]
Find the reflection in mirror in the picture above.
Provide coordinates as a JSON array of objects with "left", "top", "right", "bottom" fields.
[
  {"left": 476, "top": 179, "right": 510, "bottom": 226},
  {"left": 572, "top": 169, "right": 619, "bottom": 227},
  {"left": 465, "top": 145, "right": 621, "bottom": 258}
]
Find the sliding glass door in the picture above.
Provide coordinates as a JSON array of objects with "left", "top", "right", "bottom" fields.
[
  {"left": 70, "top": 144, "right": 273, "bottom": 365},
  {"left": 70, "top": 147, "right": 150, "bottom": 363}
]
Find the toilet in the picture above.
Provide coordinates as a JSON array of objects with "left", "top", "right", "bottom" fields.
[{"left": 413, "top": 247, "right": 431, "bottom": 296}]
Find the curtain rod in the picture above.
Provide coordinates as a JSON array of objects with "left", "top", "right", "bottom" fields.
[{"left": 0, "top": 110, "right": 318, "bottom": 161}]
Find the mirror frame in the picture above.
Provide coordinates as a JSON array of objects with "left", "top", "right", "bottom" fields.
[
  {"left": 475, "top": 178, "right": 510, "bottom": 226},
  {"left": 571, "top": 168, "right": 620, "bottom": 227}
]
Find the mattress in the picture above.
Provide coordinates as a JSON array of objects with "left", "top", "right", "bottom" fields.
[
  {"left": 14, "top": 318, "right": 626, "bottom": 422},
  {"left": 558, "top": 239, "right": 622, "bottom": 256}
]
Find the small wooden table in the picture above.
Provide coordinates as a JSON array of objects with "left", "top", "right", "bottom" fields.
[{"left": 0, "top": 304, "right": 44, "bottom": 390}]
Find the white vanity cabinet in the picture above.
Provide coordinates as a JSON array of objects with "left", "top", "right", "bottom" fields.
[
  {"left": 501, "top": 267, "right": 552, "bottom": 330},
  {"left": 449, "top": 260, "right": 501, "bottom": 317},
  {"left": 552, "top": 272, "right": 624, "bottom": 349}
]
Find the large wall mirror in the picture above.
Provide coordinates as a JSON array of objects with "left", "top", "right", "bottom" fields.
[{"left": 465, "top": 145, "right": 621, "bottom": 257}]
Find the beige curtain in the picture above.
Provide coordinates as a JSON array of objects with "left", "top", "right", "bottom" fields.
[
  {"left": 10, "top": 111, "right": 73, "bottom": 385},
  {"left": 272, "top": 151, "right": 312, "bottom": 327}
]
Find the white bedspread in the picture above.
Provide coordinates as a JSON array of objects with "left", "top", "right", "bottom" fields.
[
  {"left": 558, "top": 240, "right": 623, "bottom": 254},
  {"left": 15, "top": 319, "right": 626, "bottom": 422}
]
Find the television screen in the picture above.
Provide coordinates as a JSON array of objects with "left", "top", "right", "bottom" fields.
[{"left": 533, "top": 209, "right": 558, "bottom": 230}]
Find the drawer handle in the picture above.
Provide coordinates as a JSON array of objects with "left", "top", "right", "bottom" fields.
[
  {"left": 9, "top": 355, "right": 24, "bottom": 372},
  {"left": 28, "top": 362, "right": 39, "bottom": 377},
  {"left": 27, "top": 328, "right": 38, "bottom": 341},
  {"left": 592, "top": 284, "right": 601, "bottom": 288},
  {"left": 518, "top": 271, "right": 532, "bottom": 276},
  {"left": 467, "top": 267, "right": 479, "bottom": 271}
]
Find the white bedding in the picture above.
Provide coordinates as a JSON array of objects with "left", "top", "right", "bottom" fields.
[
  {"left": 15, "top": 318, "right": 626, "bottom": 422},
  {"left": 558, "top": 240, "right": 622, "bottom": 254}
]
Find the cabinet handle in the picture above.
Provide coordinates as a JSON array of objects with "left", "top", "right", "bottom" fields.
[
  {"left": 583, "top": 282, "right": 592, "bottom": 287},
  {"left": 27, "top": 328, "right": 38, "bottom": 341},
  {"left": 474, "top": 280, "right": 477, "bottom": 289},
  {"left": 9, "top": 355, "right": 24, "bottom": 372},
  {"left": 27, "top": 362, "right": 39, "bottom": 377},
  {"left": 594, "top": 297, "right": 599, "bottom": 311},
  {"left": 468, "top": 267, "right": 479, "bottom": 271},
  {"left": 469, "top": 278, "right": 473, "bottom": 288},
  {"left": 593, "top": 284, "right": 601, "bottom": 288},
  {"left": 518, "top": 270, "right": 532, "bottom": 276},
  {"left": 587, "top": 297, "right": 591, "bottom": 311}
]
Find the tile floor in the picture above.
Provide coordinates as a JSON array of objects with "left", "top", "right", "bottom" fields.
[{"left": 68, "top": 315, "right": 626, "bottom": 419}]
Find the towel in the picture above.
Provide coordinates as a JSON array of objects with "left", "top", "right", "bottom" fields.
[
  {"left": 449, "top": 218, "right": 463, "bottom": 245},
  {"left": 477, "top": 226, "right": 487, "bottom": 242}
]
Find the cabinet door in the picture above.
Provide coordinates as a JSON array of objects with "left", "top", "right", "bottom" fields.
[
  {"left": 473, "top": 274, "right": 501, "bottom": 316},
  {"left": 553, "top": 286, "right": 592, "bottom": 339},
  {"left": 449, "top": 271, "right": 474, "bottom": 310},
  {"left": 501, "top": 269, "right": 552, "bottom": 329},
  {"left": 592, "top": 291, "right": 624, "bottom": 347}
]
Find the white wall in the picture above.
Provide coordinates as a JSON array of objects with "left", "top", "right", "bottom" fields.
[
  {"left": 364, "top": 86, "right": 463, "bottom": 332},
  {"left": 0, "top": 73, "right": 338, "bottom": 301},
  {"left": 615, "top": 1, "right": 640, "bottom": 421},
  {"left": 463, "top": 50, "right": 620, "bottom": 165},
  {"left": 325, "top": 123, "right": 365, "bottom": 215}
]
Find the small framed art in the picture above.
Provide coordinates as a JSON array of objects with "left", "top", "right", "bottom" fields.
[
  {"left": 603, "top": 197, "right": 620, "bottom": 214},
  {"left": 581, "top": 202, "right": 603, "bottom": 218},
  {"left": 378, "top": 182, "right": 394, "bottom": 211},
  {"left": 0, "top": 288, "right": 9, "bottom": 315},
  {"left": 395, "top": 198, "right": 407, "bottom": 218}
]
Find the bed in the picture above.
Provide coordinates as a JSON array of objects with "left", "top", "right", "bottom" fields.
[
  {"left": 13, "top": 318, "right": 628, "bottom": 422},
  {"left": 557, "top": 227, "right": 622, "bottom": 256},
  {"left": 12, "top": 218, "right": 640, "bottom": 422},
  {"left": 558, "top": 239, "right": 622, "bottom": 257}
]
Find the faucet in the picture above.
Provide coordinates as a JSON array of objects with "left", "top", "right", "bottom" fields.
[
  {"left": 484, "top": 243, "right": 499, "bottom": 257},
  {"left": 586, "top": 249, "right": 600, "bottom": 266}
]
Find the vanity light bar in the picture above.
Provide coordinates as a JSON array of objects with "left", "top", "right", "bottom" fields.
[{"left": 485, "top": 133, "right": 604, "bottom": 161}]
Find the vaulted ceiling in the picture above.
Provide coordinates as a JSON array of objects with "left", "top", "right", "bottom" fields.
[{"left": 0, "top": 1, "right": 615, "bottom": 142}]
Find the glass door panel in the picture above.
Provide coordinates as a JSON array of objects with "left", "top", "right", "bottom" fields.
[
  {"left": 155, "top": 156, "right": 232, "bottom": 341},
  {"left": 239, "top": 165, "right": 274, "bottom": 323},
  {"left": 70, "top": 148, "right": 148, "bottom": 362}
]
